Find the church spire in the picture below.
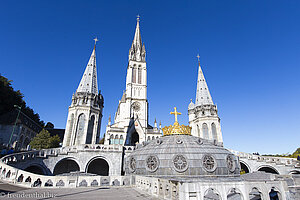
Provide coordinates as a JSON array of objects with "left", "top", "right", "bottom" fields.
[
  {"left": 195, "top": 54, "right": 213, "bottom": 105},
  {"left": 77, "top": 38, "right": 99, "bottom": 95},
  {"left": 129, "top": 15, "right": 146, "bottom": 62}
]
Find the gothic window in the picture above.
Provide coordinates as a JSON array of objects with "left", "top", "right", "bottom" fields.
[
  {"left": 119, "top": 135, "right": 123, "bottom": 145},
  {"left": 197, "top": 125, "right": 200, "bottom": 137},
  {"left": 211, "top": 123, "right": 217, "bottom": 141},
  {"left": 138, "top": 68, "right": 142, "bottom": 84},
  {"left": 114, "top": 135, "right": 119, "bottom": 144},
  {"left": 75, "top": 114, "right": 85, "bottom": 145},
  {"left": 132, "top": 68, "right": 137, "bottom": 83},
  {"left": 86, "top": 115, "right": 95, "bottom": 144},
  {"left": 66, "top": 114, "right": 74, "bottom": 146},
  {"left": 147, "top": 136, "right": 150, "bottom": 141},
  {"left": 202, "top": 123, "right": 209, "bottom": 139},
  {"left": 109, "top": 135, "right": 114, "bottom": 145}
]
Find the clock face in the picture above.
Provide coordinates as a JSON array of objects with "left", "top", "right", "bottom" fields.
[{"left": 132, "top": 102, "right": 141, "bottom": 112}]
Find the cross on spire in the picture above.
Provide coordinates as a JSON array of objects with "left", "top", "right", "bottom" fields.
[
  {"left": 170, "top": 107, "right": 182, "bottom": 123},
  {"left": 136, "top": 14, "right": 140, "bottom": 22}
]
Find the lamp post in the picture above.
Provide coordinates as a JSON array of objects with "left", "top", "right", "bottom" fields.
[{"left": 8, "top": 105, "right": 21, "bottom": 147}]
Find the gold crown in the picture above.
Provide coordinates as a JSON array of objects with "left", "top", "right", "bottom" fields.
[{"left": 162, "top": 107, "right": 192, "bottom": 136}]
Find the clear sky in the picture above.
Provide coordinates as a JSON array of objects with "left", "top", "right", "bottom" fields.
[{"left": 1, "top": 0, "right": 299, "bottom": 155}]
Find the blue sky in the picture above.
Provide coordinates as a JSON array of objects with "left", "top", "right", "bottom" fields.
[{"left": 1, "top": 1, "right": 299, "bottom": 154}]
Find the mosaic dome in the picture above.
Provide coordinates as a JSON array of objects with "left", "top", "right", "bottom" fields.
[{"left": 125, "top": 134, "right": 240, "bottom": 176}]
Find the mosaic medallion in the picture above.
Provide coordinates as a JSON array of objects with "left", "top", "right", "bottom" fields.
[
  {"left": 173, "top": 154, "right": 188, "bottom": 172},
  {"left": 226, "top": 155, "right": 235, "bottom": 172},
  {"left": 202, "top": 155, "right": 217, "bottom": 172},
  {"left": 146, "top": 155, "right": 159, "bottom": 172},
  {"left": 129, "top": 157, "right": 136, "bottom": 172}
]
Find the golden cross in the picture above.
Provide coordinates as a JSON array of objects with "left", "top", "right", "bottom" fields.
[
  {"left": 196, "top": 54, "right": 200, "bottom": 62},
  {"left": 170, "top": 107, "right": 181, "bottom": 123}
]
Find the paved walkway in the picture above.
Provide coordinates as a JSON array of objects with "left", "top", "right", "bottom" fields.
[{"left": 0, "top": 182, "right": 159, "bottom": 200}]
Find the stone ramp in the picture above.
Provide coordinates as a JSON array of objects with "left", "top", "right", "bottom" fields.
[{"left": 0, "top": 186, "right": 160, "bottom": 200}]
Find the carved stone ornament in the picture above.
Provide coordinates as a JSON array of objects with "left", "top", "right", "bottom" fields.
[
  {"left": 226, "top": 155, "right": 235, "bottom": 172},
  {"left": 129, "top": 157, "right": 136, "bottom": 172},
  {"left": 146, "top": 155, "right": 159, "bottom": 172},
  {"left": 202, "top": 155, "right": 217, "bottom": 172},
  {"left": 196, "top": 138, "right": 203, "bottom": 145},
  {"left": 173, "top": 154, "right": 188, "bottom": 172},
  {"left": 131, "top": 102, "right": 141, "bottom": 112}
]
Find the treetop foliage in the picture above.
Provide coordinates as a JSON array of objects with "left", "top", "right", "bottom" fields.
[
  {"left": 0, "top": 74, "right": 44, "bottom": 127},
  {"left": 29, "top": 129, "right": 60, "bottom": 149}
]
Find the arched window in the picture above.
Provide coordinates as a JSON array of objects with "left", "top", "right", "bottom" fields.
[
  {"left": 152, "top": 136, "right": 155, "bottom": 140},
  {"left": 109, "top": 135, "right": 114, "bottom": 145},
  {"left": 74, "top": 114, "right": 85, "bottom": 145},
  {"left": 197, "top": 125, "right": 200, "bottom": 137},
  {"left": 138, "top": 68, "right": 142, "bottom": 84},
  {"left": 147, "top": 136, "right": 150, "bottom": 141},
  {"left": 114, "top": 135, "right": 119, "bottom": 144},
  {"left": 202, "top": 123, "right": 209, "bottom": 139},
  {"left": 132, "top": 67, "right": 137, "bottom": 83},
  {"left": 211, "top": 123, "right": 217, "bottom": 141},
  {"left": 86, "top": 115, "right": 95, "bottom": 144},
  {"left": 119, "top": 135, "right": 124, "bottom": 145}
]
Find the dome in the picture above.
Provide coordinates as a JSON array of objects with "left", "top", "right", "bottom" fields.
[{"left": 125, "top": 135, "right": 240, "bottom": 177}]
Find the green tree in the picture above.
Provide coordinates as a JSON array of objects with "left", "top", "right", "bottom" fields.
[
  {"left": 29, "top": 129, "right": 60, "bottom": 149},
  {"left": 0, "top": 74, "right": 44, "bottom": 127},
  {"left": 49, "top": 135, "right": 60, "bottom": 148}
]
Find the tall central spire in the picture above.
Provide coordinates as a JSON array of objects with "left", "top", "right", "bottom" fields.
[
  {"left": 77, "top": 38, "right": 99, "bottom": 94},
  {"left": 195, "top": 55, "right": 213, "bottom": 105},
  {"left": 129, "top": 15, "right": 146, "bottom": 62}
]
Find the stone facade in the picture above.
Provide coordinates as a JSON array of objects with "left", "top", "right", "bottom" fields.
[
  {"left": 63, "top": 45, "right": 104, "bottom": 147},
  {"left": 188, "top": 61, "right": 223, "bottom": 145},
  {"left": 104, "top": 18, "right": 161, "bottom": 146}
]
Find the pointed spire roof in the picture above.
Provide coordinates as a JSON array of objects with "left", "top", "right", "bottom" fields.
[
  {"left": 129, "top": 15, "right": 146, "bottom": 62},
  {"left": 195, "top": 55, "right": 214, "bottom": 105},
  {"left": 77, "top": 38, "right": 99, "bottom": 95},
  {"left": 132, "top": 16, "right": 142, "bottom": 48}
]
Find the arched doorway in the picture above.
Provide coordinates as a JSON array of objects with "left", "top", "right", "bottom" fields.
[
  {"left": 53, "top": 159, "right": 80, "bottom": 175},
  {"left": 240, "top": 162, "right": 250, "bottom": 174},
  {"left": 24, "top": 165, "right": 45, "bottom": 175},
  {"left": 269, "top": 188, "right": 281, "bottom": 200},
  {"left": 204, "top": 188, "right": 220, "bottom": 200},
  {"left": 131, "top": 132, "right": 139, "bottom": 145},
  {"left": 227, "top": 188, "right": 243, "bottom": 200},
  {"left": 258, "top": 166, "right": 279, "bottom": 174},
  {"left": 249, "top": 187, "right": 262, "bottom": 200},
  {"left": 86, "top": 158, "right": 109, "bottom": 176}
]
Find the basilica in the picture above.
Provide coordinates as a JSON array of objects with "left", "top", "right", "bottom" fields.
[{"left": 0, "top": 17, "right": 299, "bottom": 200}]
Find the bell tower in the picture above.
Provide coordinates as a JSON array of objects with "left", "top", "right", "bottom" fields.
[
  {"left": 188, "top": 55, "right": 223, "bottom": 145},
  {"left": 63, "top": 38, "right": 104, "bottom": 147}
]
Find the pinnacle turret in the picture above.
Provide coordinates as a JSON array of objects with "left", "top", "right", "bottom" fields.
[
  {"left": 77, "top": 39, "right": 99, "bottom": 95},
  {"left": 195, "top": 56, "right": 213, "bottom": 105}
]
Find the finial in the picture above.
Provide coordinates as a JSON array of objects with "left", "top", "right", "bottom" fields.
[
  {"left": 196, "top": 54, "right": 200, "bottom": 66},
  {"left": 154, "top": 118, "right": 157, "bottom": 123},
  {"left": 93, "top": 37, "right": 98, "bottom": 50},
  {"left": 190, "top": 99, "right": 193, "bottom": 102},
  {"left": 136, "top": 14, "right": 140, "bottom": 22}
]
